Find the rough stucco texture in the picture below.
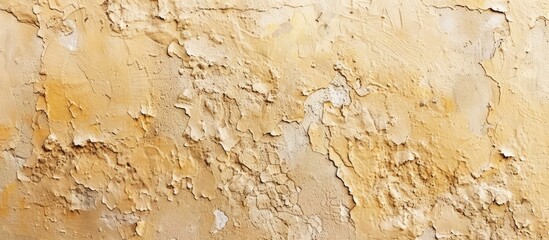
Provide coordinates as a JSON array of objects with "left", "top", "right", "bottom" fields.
[{"left": 1, "top": 0, "right": 549, "bottom": 239}]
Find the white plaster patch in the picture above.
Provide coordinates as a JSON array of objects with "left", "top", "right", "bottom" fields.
[
  {"left": 499, "top": 146, "right": 515, "bottom": 158},
  {"left": 59, "top": 20, "right": 78, "bottom": 51},
  {"left": 212, "top": 209, "right": 228, "bottom": 233}
]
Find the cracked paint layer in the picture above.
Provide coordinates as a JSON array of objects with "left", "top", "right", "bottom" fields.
[{"left": 1, "top": 0, "right": 549, "bottom": 239}]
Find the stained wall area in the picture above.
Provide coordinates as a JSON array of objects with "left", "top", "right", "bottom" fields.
[{"left": 1, "top": 0, "right": 549, "bottom": 239}]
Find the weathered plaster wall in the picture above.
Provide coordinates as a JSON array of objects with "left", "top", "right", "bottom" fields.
[{"left": 1, "top": 0, "right": 549, "bottom": 239}]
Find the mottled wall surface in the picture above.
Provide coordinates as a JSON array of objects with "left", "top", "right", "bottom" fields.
[{"left": 1, "top": 0, "right": 548, "bottom": 239}]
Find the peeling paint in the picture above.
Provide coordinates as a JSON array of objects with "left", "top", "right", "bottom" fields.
[{"left": 1, "top": 0, "right": 549, "bottom": 239}]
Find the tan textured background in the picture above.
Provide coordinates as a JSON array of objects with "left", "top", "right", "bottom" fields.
[{"left": 1, "top": 0, "right": 548, "bottom": 239}]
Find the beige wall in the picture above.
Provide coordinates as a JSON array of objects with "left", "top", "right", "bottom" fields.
[{"left": 1, "top": 0, "right": 548, "bottom": 239}]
